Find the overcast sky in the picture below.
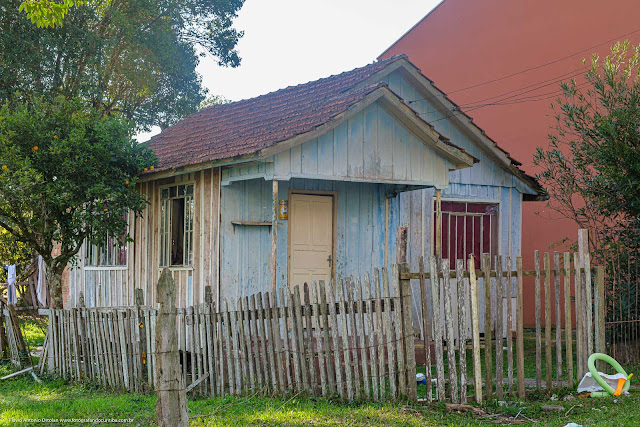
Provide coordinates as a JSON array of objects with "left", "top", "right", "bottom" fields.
[{"left": 137, "top": 0, "right": 441, "bottom": 141}]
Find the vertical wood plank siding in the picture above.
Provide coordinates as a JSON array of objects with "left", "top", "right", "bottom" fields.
[
  {"left": 221, "top": 178, "right": 389, "bottom": 301},
  {"left": 66, "top": 168, "right": 221, "bottom": 308}
]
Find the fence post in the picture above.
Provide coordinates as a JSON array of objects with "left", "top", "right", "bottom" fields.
[
  {"left": 579, "top": 230, "right": 594, "bottom": 358},
  {"left": 399, "top": 263, "right": 417, "bottom": 401},
  {"left": 135, "top": 288, "right": 147, "bottom": 387},
  {"left": 595, "top": 265, "right": 606, "bottom": 370},
  {"left": 155, "top": 268, "right": 188, "bottom": 427}
]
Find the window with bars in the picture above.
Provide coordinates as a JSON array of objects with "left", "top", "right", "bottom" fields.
[
  {"left": 85, "top": 236, "right": 128, "bottom": 267},
  {"left": 85, "top": 213, "right": 128, "bottom": 267},
  {"left": 434, "top": 201, "right": 499, "bottom": 269},
  {"left": 160, "top": 183, "right": 194, "bottom": 267}
]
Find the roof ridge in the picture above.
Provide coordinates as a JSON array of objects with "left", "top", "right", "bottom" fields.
[{"left": 197, "top": 54, "right": 407, "bottom": 114}]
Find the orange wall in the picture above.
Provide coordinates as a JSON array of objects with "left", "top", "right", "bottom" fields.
[{"left": 381, "top": 0, "right": 640, "bottom": 326}]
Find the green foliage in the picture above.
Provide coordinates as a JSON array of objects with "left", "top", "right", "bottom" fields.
[
  {"left": 0, "top": 96, "right": 156, "bottom": 305},
  {"left": 534, "top": 41, "right": 640, "bottom": 251},
  {"left": 534, "top": 41, "right": 640, "bottom": 330},
  {"left": 2, "top": 0, "right": 245, "bottom": 131},
  {"left": 19, "top": 0, "right": 85, "bottom": 28},
  {"left": 199, "top": 94, "right": 232, "bottom": 110},
  {"left": 0, "top": 228, "right": 33, "bottom": 272}
]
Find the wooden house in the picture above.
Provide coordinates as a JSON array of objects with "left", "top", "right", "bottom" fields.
[{"left": 62, "top": 56, "right": 544, "bottom": 329}]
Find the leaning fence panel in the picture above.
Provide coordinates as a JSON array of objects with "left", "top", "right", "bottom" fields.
[{"left": 40, "top": 267, "right": 416, "bottom": 401}]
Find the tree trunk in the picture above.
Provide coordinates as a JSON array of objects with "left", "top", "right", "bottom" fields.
[{"left": 46, "top": 265, "right": 64, "bottom": 309}]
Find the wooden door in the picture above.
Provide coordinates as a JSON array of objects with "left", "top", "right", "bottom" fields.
[{"left": 289, "top": 193, "right": 333, "bottom": 288}]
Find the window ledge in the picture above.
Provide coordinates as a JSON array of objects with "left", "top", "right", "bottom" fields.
[{"left": 159, "top": 266, "right": 194, "bottom": 271}]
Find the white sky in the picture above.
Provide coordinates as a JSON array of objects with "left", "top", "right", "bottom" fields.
[{"left": 136, "top": 0, "right": 441, "bottom": 142}]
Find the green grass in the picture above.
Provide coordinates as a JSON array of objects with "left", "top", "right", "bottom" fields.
[
  {"left": 17, "top": 315, "right": 48, "bottom": 349},
  {"left": 2, "top": 360, "right": 640, "bottom": 427},
  {"left": 3, "top": 319, "right": 640, "bottom": 426}
]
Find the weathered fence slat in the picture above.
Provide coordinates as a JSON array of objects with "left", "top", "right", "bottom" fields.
[
  {"left": 506, "top": 256, "right": 514, "bottom": 397},
  {"left": 418, "top": 257, "right": 433, "bottom": 402},
  {"left": 544, "top": 252, "right": 552, "bottom": 392},
  {"left": 236, "top": 299, "right": 249, "bottom": 393},
  {"left": 563, "top": 253, "right": 573, "bottom": 387},
  {"left": 382, "top": 269, "right": 397, "bottom": 399},
  {"left": 312, "top": 281, "right": 327, "bottom": 396},
  {"left": 293, "top": 286, "right": 308, "bottom": 392},
  {"left": 346, "top": 278, "right": 361, "bottom": 399},
  {"left": 222, "top": 300, "right": 234, "bottom": 395},
  {"left": 554, "top": 252, "right": 563, "bottom": 384},
  {"left": 363, "top": 273, "right": 379, "bottom": 401},
  {"left": 374, "top": 271, "right": 386, "bottom": 399},
  {"left": 391, "top": 265, "right": 406, "bottom": 399},
  {"left": 482, "top": 253, "right": 493, "bottom": 400},
  {"left": 574, "top": 252, "right": 583, "bottom": 379},
  {"left": 468, "top": 255, "right": 482, "bottom": 404},
  {"left": 257, "top": 293, "right": 271, "bottom": 391},
  {"left": 516, "top": 257, "right": 525, "bottom": 399},
  {"left": 356, "top": 278, "right": 371, "bottom": 399},
  {"left": 287, "top": 290, "right": 302, "bottom": 392},
  {"left": 495, "top": 256, "right": 504, "bottom": 401},
  {"left": 303, "top": 284, "right": 316, "bottom": 394},
  {"left": 336, "top": 279, "right": 352, "bottom": 399},
  {"left": 399, "top": 263, "right": 417, "bottom": 401},
  {"left": 264, "top": 293, "right": 278, "bottom": 391},
  {"left": 272, "top": 291, "right": 286, "bottom": 394},
  {"left": 534, "top": 250, "right": 542, "bottom": 390},
  {"left": 278, "top": 289, "right": 292, "bottom": 391},
  {"left": 249, "top": 295, "right": 263, "bottom": 391},
  {"left": 442, "top": 259, "right": 458, "bottom": 403},
  {"left": 429, "top": 257, "right": 445, "bottom": 402},
  {"left": 456, "top": 259, "right": 468, "bottom": 403},
  {"left": 327, "top": 280, "right": 344, "bottom": 398},
  {"left": 318, "top": 281, "right": 334, "bottom": 395}
]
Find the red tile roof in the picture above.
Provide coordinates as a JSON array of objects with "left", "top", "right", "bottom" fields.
[
  {"left": 148, "top": 56, "right": 411, "bottom": 172},
  {"left": 146, "top": 55, "right": 544, "bottom": 199}
]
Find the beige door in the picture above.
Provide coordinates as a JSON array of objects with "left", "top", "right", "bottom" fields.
[{"left": 289, "top": 194, "right": 333, "bottom": 288}]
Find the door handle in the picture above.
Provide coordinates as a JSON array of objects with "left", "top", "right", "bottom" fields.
[{"left": 327, "top": 254, "right": 332, "bottom": 267}]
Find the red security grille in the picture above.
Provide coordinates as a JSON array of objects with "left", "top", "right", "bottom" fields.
[{"left": 434, "top": 201, "right": 499, "bottom": 269}]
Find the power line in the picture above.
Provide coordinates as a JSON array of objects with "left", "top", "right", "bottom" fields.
[
  {"left": 422, "top": 81, "right": 590, "bottom": 126},
  {"left": 408, "top": 65, "right": 587, "bottom": 111},
  {"left": 459, "top": 67, "right": 586, "bottom": 108},
  {"left": 463, "top": 77, "right": 588, "bottom": 109},
  {"left": 447, "top": 26, "right": 640, "bottom": 95}
]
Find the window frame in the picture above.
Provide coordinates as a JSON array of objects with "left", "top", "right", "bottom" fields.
[
  {"left": 432, "top": 197, "right": 501, "bottom": 269},
  {"left": 84, "top": 213, "right": 130, "bottom": 269},
  {"left": 159, "top": 182, "right": 195, "bottom": 268}
]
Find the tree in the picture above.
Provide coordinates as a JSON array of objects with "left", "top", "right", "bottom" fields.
[
  {"left": 534, "top": 40, "right": 640, "bottom": 253},
  {"left": 0, "top": 96, "right": 156, "bottom": 307},
  {"left": 1, "top": 0, "right": 245, "bottom": 131},
  {"left": 199, "top": 94, "right": 231, "bottom": 110}
]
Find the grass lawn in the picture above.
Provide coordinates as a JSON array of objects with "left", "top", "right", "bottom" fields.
[
  {"left": 2, "top": 361, "right": 640, "bottom": 426},
  {"left": 2, "top": 317, "right": 640, "bottom": 426}
]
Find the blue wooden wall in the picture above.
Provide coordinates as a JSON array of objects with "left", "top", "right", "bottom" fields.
[
  {"left": 220, "top": 177, "right": 400, "bottom": 301},
  {"left": 272, "top": 101, "right": 453, "bottom": 187},
  {"left": 384, "top": 70, "right": 536, "bottom": 196}
]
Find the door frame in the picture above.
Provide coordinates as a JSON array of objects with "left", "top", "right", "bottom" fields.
[{"left": 287, "top": 189, "right": 338, "bottom": 287}]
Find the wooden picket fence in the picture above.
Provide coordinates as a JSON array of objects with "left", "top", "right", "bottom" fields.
[
  {"left": 39, "top": 231, "right": 605, "bottom": 403},
  {"left": 39, "top": 266, "right": 418, "bottom": 400},
  {"left": 1, "top": 299, "right": 30, "bottom": 368},
  {"left": 404, "top": 230, "right": 605, "bottom": 403}
]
